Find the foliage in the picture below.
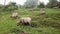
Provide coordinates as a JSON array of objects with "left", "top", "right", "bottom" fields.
[
  {"left": 24, "top": 0, "right": 39, "bottom": 8},
  {"left": 38, "top": 2, "right": 45, "bottom": 8},
  {"left": 0, "top": 5, "right": 4, "bottom": 11},
  {"left": 5, "top": 2, "right": 18, "bottom": 11},
  {"left": 46, "top": 0, "right": 58, "bottom": 8},
  {"left": 57, "top": 2, "right": 60, "bottom": 8},
  {"left": 0, "top": 2, "right": 18, "bottom": 12}
]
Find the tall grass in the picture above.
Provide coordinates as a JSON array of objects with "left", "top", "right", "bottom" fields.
[{"left": 0, "top": 8, "right": 60, "bottom": 34}]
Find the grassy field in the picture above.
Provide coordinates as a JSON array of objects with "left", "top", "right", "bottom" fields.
[{"left": 0, "top": 8, "right": 60, "bottom": 34}]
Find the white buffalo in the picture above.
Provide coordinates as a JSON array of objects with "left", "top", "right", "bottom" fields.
[
  {"left": 17, "top": 17, "right": 31, "bottom": 26},
  {"left": 40, "top": 11, "right": 45, "bottom": 15},
  {"left": 10, "top": 12, "right": 18, "bottom": 18}
]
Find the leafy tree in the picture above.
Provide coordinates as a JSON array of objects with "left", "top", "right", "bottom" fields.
[
  {"left": 4, "top": 0, "right": 6, "bottom": 5},
  {"left": 46, "top": 0, "right": 58, "bottom": 8},
  {"left": 0, "top": 4, "right": 4, "bottom": 11},
  {"left": 57, "top": 2, "right": 60, "bottom": 8},
  {"left": 4, "top": 2, "right": 18, "bottom": 11},
  {"left": 38, "top": 2, "right": 45, "bottom": 8},
  {"left": 24, "top": 0, "right": 39, "bottom": 8}
]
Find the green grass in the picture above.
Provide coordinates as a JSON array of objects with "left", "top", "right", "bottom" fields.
[{"left": 0, "top": 8, "right": 60, "bottom": 34}]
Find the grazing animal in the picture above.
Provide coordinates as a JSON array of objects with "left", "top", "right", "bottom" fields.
[
  {"left": 40, "top": 11, "right": 45, "bottom": 15},
  {"left": 17, "top": 17, "right": 31, "bottom": 26},
  {"left": 53, "top": 7, "right": 58, "bottom": 9},
  {"left": 10, "top": 12, "right": 18, "bottom": 18},
  {"left": 39, "top": 8, "right": 46, "bottom": 15},
  {"left": 21, "top": 31, "right": 28, "bottom": 34}
]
